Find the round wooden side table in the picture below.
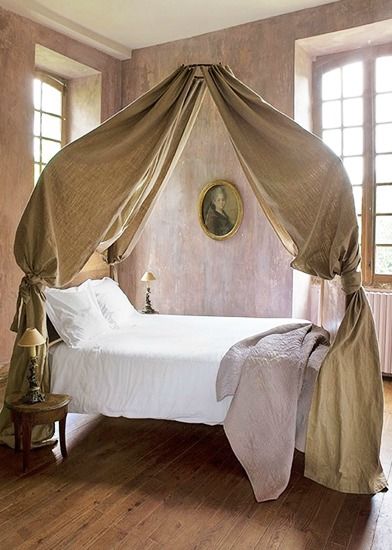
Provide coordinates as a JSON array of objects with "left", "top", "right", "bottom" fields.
[{"left": 5, "top": 392, "right": 71, "bottom": 472}]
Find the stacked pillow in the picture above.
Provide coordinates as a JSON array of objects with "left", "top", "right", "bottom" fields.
[
  {"left": 45, "top": 278, "right": 138, "bottom": 348},
  {"left": 89, "top": 278, "right": 138, "bottom": 329}
]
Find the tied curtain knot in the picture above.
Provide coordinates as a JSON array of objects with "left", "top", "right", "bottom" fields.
[
  {"left": 341, "top": 270, "right": 362, "bottom": 295},
  {"left": 11, "top": 274, "right": 46, "bottom": 333}
]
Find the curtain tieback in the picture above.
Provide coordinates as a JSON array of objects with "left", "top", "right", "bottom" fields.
[
  {"left": 11, "top": 274, "right": 46, "bottom": 333},
  {"left": 341, "top": 271, "right": 361, "bottom": 295}
]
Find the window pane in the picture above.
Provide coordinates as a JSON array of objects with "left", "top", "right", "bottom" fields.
[
  {"left": 33, "top": 79, "right": 41, "bottom": 109},
  {"left": 322, "top": 129, "right": 342, "bottom": 156},
  {"left": 343, "top": 97, "right": 363, "bottom": 126},
  {"left": 376, "top": 123, "right": 392, "bottom": 153},
  {"left": 357, "top": 215, "right": 362, "bottom": 244},
  {"left": 34, "top": 163, "right": 41, "bottom": 184},
  {"left": 34, "top": 111, "right": 41, "bottom": 136},
  {"left": 342, "top": 62, "right": 363, "bottom": 98},
  {"left": 376, "top": 93, "right": 392, "bottom": 123},
  {"left": 41, "top": 139, "right": 61, "bottom": 163},
  {"left": 41, "top": 113, "right": 62, "bottom": 140},
  {"left": 352, "top": 186, "right": 362, "bottom": 215},
  {"left": 343, "top": 156, "right": 363, "bottom": 185},
  {"left": 375, "top": 246, "right": 392, "bottom": 274},
  {"left": 343, "top": 127, "right": 363, "bottom": 156},
  {"left": 376, "top": 216, "right": 392, "bottom": 244},
  {"left": 376, "top": 56, "right": 392, "bottom": 93},
  {"left": 322, "top": 100, "right": 341, "bottom": 129},
  {"left": 34, "top": 137, "right": 41, "bottom": 162},
  {"left": 376, "top": 154, "right": 392, "bottom": 183},
  {"left": 322, "top": 68, "right": 341, "bottom": 100},
  {"left": 41, "top": 82, "right": 62, "bottom": 115},
  {"left": 376, "top": 186, "right": 392, "bottom": 214}
]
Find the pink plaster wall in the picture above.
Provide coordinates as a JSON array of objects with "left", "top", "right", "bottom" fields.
[
  {"left": 67, "top": 74, "right": 102, "bottom": 143},
  {"left": 0, "top": 6, "right": 121, "bottom": 362},
  {"left": 119, "top": 0, "right": 392, "bottom": 316}
]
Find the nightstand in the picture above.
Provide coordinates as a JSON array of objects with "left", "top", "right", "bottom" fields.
[{"left": 5, "top": 393, "right": 71, "bottom": 472}]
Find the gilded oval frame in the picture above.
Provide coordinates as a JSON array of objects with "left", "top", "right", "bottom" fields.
[{"left": 198, "top": 180, "right": 243, "bottom": 241}]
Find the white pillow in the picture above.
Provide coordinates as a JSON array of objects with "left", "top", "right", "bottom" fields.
[
  {"left": 90, "top": 278, "right": 138, "bottom": 329},
  {"left": 45, "top": 282, "right": 111, "bottom": 348}
]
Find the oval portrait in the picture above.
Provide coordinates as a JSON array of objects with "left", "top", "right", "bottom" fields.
[{"left": 198, "top": 180, "right": 243, "bottom": 240}]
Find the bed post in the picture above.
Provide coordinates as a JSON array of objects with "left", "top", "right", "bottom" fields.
[{"left": 110, "top": 264, "right": 119, "bottom": 283}]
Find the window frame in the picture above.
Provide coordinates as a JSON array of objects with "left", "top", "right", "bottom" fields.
[
  {"left": 313, "top": 42, "right": 392, "bottom": 286},
  {"left": 33, "top": 70, "right": 67, "bottom": 183}
]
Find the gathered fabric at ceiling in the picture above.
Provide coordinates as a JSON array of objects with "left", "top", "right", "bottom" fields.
[{"left": 0, "top": 64, "right": 386, "bottom": 495}]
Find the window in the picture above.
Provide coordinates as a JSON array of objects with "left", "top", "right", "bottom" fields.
[
  {"left": 33, "top": 72, "right": 66, "bottom": 184},
  {"left": 313, "top": 44, "right": 392, "bottom": 284}
]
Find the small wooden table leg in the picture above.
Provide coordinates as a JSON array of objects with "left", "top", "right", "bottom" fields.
[
  {"left": 22, "top": 418, "right": 32, "bottom": 473},
  {"left": 59, "top": 414, "right": 68, "bottom": 459},
  {"left": 13, "top": 413, "right": 21, "bottom": 453}
]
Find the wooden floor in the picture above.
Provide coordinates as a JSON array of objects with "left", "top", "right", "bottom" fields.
[{"left": 0, "top": 382, "right": 392, "bottom": 549}]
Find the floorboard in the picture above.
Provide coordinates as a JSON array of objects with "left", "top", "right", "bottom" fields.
[{"left": 0, "top": 380, "right": 391, "bottom": 549}]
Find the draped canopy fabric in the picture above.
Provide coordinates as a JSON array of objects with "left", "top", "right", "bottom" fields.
[{"left": 0, "top": 64, "right": 386, "bottom": 494}]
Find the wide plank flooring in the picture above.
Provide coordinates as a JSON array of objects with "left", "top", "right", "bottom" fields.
[{"left": 0, "top": 381, "right": 392, "bottom": 549}]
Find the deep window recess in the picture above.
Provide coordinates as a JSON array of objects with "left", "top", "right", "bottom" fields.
[{"left": 313, "top": 44, "right": 392, "bottom": 284}]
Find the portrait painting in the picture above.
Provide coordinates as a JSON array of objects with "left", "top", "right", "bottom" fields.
[{"left": 198, "top": 180, "right": 243, "bottom": 240}]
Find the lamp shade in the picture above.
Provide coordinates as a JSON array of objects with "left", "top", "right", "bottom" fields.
[
  {"left": 141, "top": 271, "right": 156, "bottom": 282},
  {"left": 18, "top": 328, "right": 46, "bottom": 347}
]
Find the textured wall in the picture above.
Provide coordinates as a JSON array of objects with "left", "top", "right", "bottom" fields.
[
  {"left": 119, "top": 0, "right": 392, "bottom": 316},
  {"left": 121, "top": 90, "right": 294, "bottom": 317},
  {"left": 0, "top": 6, "right": 121, "bottom": 362},
  {"left": 67, "top": 74, "right": 102, "bottom": 142}
]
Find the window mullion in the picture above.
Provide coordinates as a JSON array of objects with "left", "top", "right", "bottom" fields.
[{"left": 362, "top": 55, "right": 375, "bottom": 285}]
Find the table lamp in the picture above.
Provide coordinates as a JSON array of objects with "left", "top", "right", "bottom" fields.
[
  {"left": 18, "top": 328, "right": 46, "bottom": 404},
  {"left": 141, "top": 271, "right": 158, "bottom": 314}
]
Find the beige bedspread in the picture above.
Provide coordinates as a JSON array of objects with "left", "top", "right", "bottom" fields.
[{"left": 217, "top": 323, "right": 329, "bottom": 502}]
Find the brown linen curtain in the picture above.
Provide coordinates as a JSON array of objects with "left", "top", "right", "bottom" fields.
[
  {"left": 201, "top": 64, "right": 386, "bottom": 493},
  {"left": 0, "top": 66, "right": 205, "bottom": 446},
  {"left": 0, "top": 63, "right": 385, "bottom": 495}
]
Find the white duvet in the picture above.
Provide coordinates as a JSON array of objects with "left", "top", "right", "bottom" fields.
[{"left": 49, "top": 314, "right": 306, "bottom": 426}]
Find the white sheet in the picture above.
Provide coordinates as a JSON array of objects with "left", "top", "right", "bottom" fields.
[{"left": 49, "top": 314, "right": 307, "bottom": 426}]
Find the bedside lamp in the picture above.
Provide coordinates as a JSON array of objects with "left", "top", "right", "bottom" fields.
[
  {"left": 141, "top": 271, "right": 158, "bottom": 314},
  {"left": 18, "top": 328, "right": 46, "bottom": 404}
]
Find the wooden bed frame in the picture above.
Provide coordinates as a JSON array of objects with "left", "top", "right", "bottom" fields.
[
  {"left": 47, "top": 251, "right": 117, "bottom": 343},
  {"left": 65, "top": 252, "right": 116, "bottom": 287}
]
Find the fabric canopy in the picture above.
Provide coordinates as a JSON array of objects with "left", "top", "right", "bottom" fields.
[{"left": 0, "top": 64, "right": 386, "bottom": 495}]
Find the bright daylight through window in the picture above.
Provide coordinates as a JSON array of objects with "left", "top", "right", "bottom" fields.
[
  {"left": 315, "top": 47, "right": 392, "bottom": 283},
  {"left": 33, "top": 74, "right": 65, "bottom": 185}
]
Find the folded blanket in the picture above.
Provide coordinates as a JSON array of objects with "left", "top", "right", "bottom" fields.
[{"left": 217, "top": 323, "right": 329, "bottom": 502}]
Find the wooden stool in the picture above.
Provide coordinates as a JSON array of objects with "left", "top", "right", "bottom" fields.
[{"left": 5, "top": 393, "right": 71, "bottom": 472}]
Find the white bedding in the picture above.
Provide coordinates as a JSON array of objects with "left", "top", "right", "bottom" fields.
[{"left": 49, "top": 314, "right": 307, "bottom": 426}]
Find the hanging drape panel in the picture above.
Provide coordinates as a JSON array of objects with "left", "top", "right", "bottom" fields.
[
  {"left": 0, "top": 66, "right": 205, "bottom": 446},
  {"left": 107, "top": 77, "right": 207, "bottom": 264},
  {"left": 201, "top": 65, "right": 386, "bottom": 493}
]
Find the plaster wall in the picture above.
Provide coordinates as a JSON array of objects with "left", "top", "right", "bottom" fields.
[
  {"left": 67, "top": 74, "right": 102, "bottom": 143},
  {"left": 0, "top": 6, "right": 121, "bottom": 362},
  {"left": 119, "top": 0, "right": 392, "bottom": 317}
]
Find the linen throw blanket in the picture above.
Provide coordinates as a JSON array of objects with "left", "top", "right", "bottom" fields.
[{"left": 217, "top": 323, "right": 329, "bottom": 502}]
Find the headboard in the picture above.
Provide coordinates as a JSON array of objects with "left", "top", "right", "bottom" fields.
[
  {"left": 48, "top": 251, "right": 115, "bottom": 343},
  {"left": 65, "top": 251, "right": 111, "bottom": 287}
]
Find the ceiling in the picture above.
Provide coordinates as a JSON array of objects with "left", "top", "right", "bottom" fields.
[{"left": 0, "top": 0, "right": 339, "bottom": 59}]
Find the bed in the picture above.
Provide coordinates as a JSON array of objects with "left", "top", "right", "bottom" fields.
[
  {"left": 49, "top": 313, "right": 307, "bottom": 427},
  {"left": 44, "top": 276, "right": 329, "bottom": 500}
]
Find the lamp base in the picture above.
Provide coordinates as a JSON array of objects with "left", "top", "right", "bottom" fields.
[
  {"left": 22, "top": 356, "right": 46, "bottom": 404},
  {"left": 141, "top": 305, "right": 159, "bottom": 314},
  {"left": 142, "top": 286, "right": 158, "bottom": 314},
  {"left": 22, "top": 388, "right": 45, "bottom": 404}
]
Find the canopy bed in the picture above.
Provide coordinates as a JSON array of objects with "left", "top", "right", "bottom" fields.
[{"left": 0, "top": 64, "right": 386, "bottom": 501}]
